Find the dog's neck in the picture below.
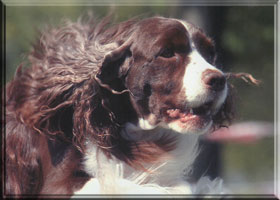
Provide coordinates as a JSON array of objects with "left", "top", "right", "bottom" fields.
[{"left": 83, "top": 123, "right": 200, "bottom": 186}]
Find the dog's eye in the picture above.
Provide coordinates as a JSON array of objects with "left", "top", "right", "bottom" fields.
[{"left": 159, "top": 48, "right": 175, "bottom": 58}]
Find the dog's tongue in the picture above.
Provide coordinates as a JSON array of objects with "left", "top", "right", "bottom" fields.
[{"left": 166, "top": 109, "right": 181, "bottom": 118}]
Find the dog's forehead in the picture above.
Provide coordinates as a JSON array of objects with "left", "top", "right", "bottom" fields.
[
  {"left": 137, "top": 17, "right": 188, "bottom": 36},
  {"left": 140, "top": 17, "right": 202, "bottom": 35},
  {"left": 133, "top": 17, "right": 193, "bottom": 50}
]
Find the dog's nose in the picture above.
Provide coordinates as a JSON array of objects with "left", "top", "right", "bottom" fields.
[{"left": 202, "top": 69, "right": 226, "bottom": 91}]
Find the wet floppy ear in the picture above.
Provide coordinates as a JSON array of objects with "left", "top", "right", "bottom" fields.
[{"left": 97, "top": 42, "right": 132, "bottom": 91}]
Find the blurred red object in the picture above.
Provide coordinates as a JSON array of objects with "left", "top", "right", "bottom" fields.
[{"left": 206, "top": 121, "right": 273, "bottom": 143}]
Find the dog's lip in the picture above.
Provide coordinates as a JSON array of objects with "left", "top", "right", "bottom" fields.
[{"left": 165, "top": 101, "right": 214, "bottom": 121}]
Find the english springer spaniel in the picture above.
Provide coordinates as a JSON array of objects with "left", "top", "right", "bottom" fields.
[{"left": 5, "top": 15, "right": 239, "bottom": 197}]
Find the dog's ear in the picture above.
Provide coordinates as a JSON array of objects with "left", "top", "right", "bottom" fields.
[{"left": 97, "top": 42, "right": 132, "bottom": 91}]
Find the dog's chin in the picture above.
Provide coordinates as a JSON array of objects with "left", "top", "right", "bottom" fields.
[
  {"left": 136, "top": 112, "right": 213, "bottom": 135},
  {"left": 164, "top": 117, "right": 213, "bottom": 135}
]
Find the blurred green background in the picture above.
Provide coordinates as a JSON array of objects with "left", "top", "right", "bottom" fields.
[{"left": 5, "top": 1, "right": 275, "bottom": 195}]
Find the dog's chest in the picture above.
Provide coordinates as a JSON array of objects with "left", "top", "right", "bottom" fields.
[{"left": 78, "top": 133, "right": 200, "bottom": 194}]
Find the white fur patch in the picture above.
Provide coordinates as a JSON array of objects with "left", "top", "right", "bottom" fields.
[
  {"left": 178, "top": 20, "right": 228, "bottom": 110},
  {"left": 74, "top": 177, "right": 192, "bottom": 195}
]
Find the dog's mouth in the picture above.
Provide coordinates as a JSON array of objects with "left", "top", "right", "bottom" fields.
[
  {"left": 163, "top": 101, "right": 215, "bottom": 133},
  {"left": 166, "top": 102, "right": 213, "bottom": 121}
]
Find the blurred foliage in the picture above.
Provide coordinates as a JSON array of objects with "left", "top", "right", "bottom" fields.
[
  {"left": 220, "top": 7, "right": 274, "bottom": 193},
  {"left": 223, "top": 138, "right": 274, "bottom": 182},
  {"left": 222, "top": 7, "right": 274, "bottom": 122},
  {"left": 5, "top": 5, "right": 275, "bottom": 194}
]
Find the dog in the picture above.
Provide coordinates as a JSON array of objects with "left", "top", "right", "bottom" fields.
[{"left": 4, "top": 15, "right": 235, "bottom": 197}]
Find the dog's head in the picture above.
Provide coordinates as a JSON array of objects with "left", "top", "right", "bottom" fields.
[{"left": 97, "top": 17, "right": 233, "bottom": 136}]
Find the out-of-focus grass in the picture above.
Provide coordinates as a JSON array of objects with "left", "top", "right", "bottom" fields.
[{"left": 223, "top": 138, "right": 274, "bottom": 194}]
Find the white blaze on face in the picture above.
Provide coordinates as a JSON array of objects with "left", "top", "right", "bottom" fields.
[
  {"left": 182, "top": 50, "right": 225, "bottom": 108},
  {"left": 178, "top": 20, "right": 227, "bottom": 110}
]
